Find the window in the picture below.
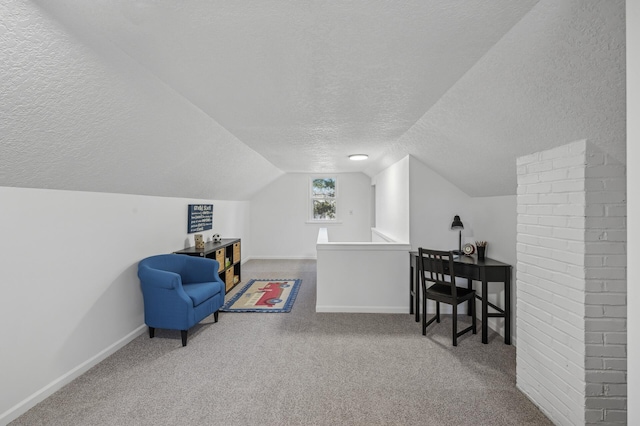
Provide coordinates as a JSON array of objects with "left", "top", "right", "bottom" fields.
[{"left": 310, "top": 177, "right": 337, "bottom": 221}]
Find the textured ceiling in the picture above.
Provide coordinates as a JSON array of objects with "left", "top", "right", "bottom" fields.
[{"left": 1, "top": 0, "right": 626, "bottom": 199}]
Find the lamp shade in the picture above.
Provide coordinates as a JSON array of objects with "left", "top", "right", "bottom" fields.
[{"left": 451, "top": 215, "right": 464, "bottom": 229}]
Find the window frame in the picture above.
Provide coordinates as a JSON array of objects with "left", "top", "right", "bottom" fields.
[{"left": 308, "top": 176, "right": 338, "bottom": 223}]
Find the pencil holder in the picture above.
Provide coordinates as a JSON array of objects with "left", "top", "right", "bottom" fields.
[{"left": 477, "top": 246, "right": 486, "bottom": 261}]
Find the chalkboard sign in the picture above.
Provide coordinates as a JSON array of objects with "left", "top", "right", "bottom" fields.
[{"left": 187, "top": 204, "right": 213, "bottom": 233}]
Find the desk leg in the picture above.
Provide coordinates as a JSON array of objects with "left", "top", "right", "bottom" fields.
[
  {"left": 504, "top": 272, "right": 511, "bottom": 345},
  {"left": 414, "top": 265, "right": 420, "bottom": 322},
  {"left": 410, "top": 265, "right": 414, "bottom": 316},
  {"left": 481, "top": 269, "right": 488, "bottom": 344},
  {"left": 467, "top": 278, "right": 472, "bottom": 316}
]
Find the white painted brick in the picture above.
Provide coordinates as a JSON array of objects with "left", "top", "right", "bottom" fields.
[
  {"left": 585, "top": 268, "right": 626, "bottom": 280},
  {"left": 586, "top": 306, "right": 604, "bottom": 317},
  {"left": 603, "top": 255, "right": 626, "bottom": 267},
  {"left": 604, "top": 205, "right": 627, "bottom": 218},
  {"left": 553, "top": 155, "right": 587, "bottom": 169},
  {"left": 585, "top": 371, "right": 626, "bottom": 384},
  {"left": 602, "top": 178, "right": 626, "bottom": 191},
  {"left": 538, "top": 168, "right": 569, "bottom": 182},
  {"left": 567, "top": 216, "right": 587, "bottom": 229},
  {"left": 538, "top": 215, "right": 569, "bottom": 227},
  {"left": 604, "top": 281, "right": 626, "bottom": 293},
  {"left": 587, "top": 190, "right": 626, "bottom": 204},
  {"left": 586, "top": 332, "right": 604, "bottom": 344},
  {"left": 602, "top": 306, "right": 627, "bottom": 318},
  {"left": 586, "top": 204, "right": 605, "bottom": 217},
  {"left": 586, "top": 151, "right": 606, "bottom": 166},
  {"left": 526, "top": 204, "right": 554, "bottom": 216},
  {"left": 586, "top": 280, "right": 606, "bottom": 292},
  {"left": 518, "top": 214, "right": 540, "bottom": 225},
  {"left": 603, "top": 359, "right": 626, "bottom": 371},
  {"left": 585, "top": 318, "right": 626, "bottom": 332},
  {"left": 517, "top": 142, "right": 628, "bottom": 424},
  {"left": 585, "top": 293, "right": 626, "bottom": 306},
  {"left": 553, "top": 203, "right": 586, "bottom": 217},
  {"left": 603, "top": 409, "right": 627, "bottom": 422},
  {"left": 518, "top": 223, "right": 555, "bottom": 237},
  {"left": 587, "top": 217, "right": 626, "bottom": 229},
  {"left": 585, "top": 164, "right": 626, "bottom": 178},
  {"left": 585, "top": 255, "right": 605, "bottom": 267},
  {"left": 585, "top": 397, "right": 626, "bottom": 409},
  {"left": 586, "top": 345, "right": 626, "bottom": 358},
  {"left": 517, "top": 173, "right": 541, "bottom": 185},
  {"left": 585, "top": 242, "right": 625, "bottom": 255},
  {"left": 552, "top": 179, "right": 585, "bottom": 193},
  {"left": 538, "top": 192, "right": 571, "bottom": 204},
  {"left": 603, "top": 333, "right": 627, "bottom": 345},
  {"left": 605, "top": 384, "right": 627, "bottom": 396},
  {"left": 586, "top": 358, "right": 604, "bottom": 370},
  {"left": 517, "top": 152, "right": 541, "bottom": 166},
  {"left": 566, "top": 162, "right": 587, "bottom": 176},
  {"left": 586, "top": 383, "right": 605, "bottom": 396},
  {"left": 526, "top": 160, "right": 554, "bottom": 173},
  {"left": 586, "top": 178, "right": 606, "bottom": 191},
  {"left": 590, "top": 230, "right": 626, "bottom": 242},
  {"left": 585, "top": 409, "right": 604, "bottom": 423}
]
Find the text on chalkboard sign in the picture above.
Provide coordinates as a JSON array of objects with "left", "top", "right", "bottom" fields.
[{"left": 188, "top": 204, "right": 213, "bottom": 233}]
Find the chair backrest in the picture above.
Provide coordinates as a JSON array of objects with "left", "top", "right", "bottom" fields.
[
  {"left": 138, "top": 254, "right": 190, "bottom": 276},
  {"left": 418, "top": 248, "right": 458, "bottom": 298}
]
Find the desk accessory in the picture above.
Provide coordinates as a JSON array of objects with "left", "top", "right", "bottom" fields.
[
  {"left": 462, "top": 243, "right": 475, "bottom": 256},
  {"left": 451, "top": 215, "right": 464, "bottom": 255},
  {"left": 476, "top": 241, "right": 487, "bottom": 260}
]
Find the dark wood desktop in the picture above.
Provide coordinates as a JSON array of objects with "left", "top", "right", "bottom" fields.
[{"left": 409, "top": 251, "right": 512, "bottom": 344}]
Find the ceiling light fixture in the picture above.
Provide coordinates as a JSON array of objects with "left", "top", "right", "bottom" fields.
[{"left": 348, "top": 154, "right": 368, "bottom": 161}]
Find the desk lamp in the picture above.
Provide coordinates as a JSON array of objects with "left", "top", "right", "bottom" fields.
[{"left": 451, "top": 215, "right": 464, "bottom": 255}]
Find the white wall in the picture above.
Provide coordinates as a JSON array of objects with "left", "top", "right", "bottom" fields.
[
  {"left": 316, "top": 229, "right": 411, "bottom": 313},
  {"left": 250, "top": 173, "right": 371, "bottom": 259},
  {"left": 0, "top": 187, "right": 250, "bottom": 424},
  {"left": 408, "top": 156, "right": 471, "bottom": 251},
  {"left": 470, "top": 195, "right": 517, "bottom": 343},
  {"left": 371, "top": 156, "right": 410, "bottom": 243},
  {"left": 627, "top": 2, "right": 638, "bottom": 424}
]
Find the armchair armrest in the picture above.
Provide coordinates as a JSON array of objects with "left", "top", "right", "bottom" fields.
[{"left": 138, "top": 265, "right": 181, "bottom": 290}]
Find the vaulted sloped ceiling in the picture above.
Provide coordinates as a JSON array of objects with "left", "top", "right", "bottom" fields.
[{"left": 0, "top": 0, "right": 625, "bottom": 199}]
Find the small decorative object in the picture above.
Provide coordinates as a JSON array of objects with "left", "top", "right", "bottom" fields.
[
  {"left": 450, "top": 215, "right": 464, "bottom": 255},
  {"left": 194, "top": 234, "right": 205, "bottom": 249},
  {"left": 225, "top": 258, "right": 231, "bottom": 268},
  {"left": 462, "top": 243, "right": 475, "bottom": 256},
  {"left": 476, "top": 241, "right": 487, "bottom": 261},
  {"left": 212, "top": 233, "right": 221, "bottom": 243}
]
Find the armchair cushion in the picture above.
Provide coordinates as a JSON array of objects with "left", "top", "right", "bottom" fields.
[{"left": 183, "top": 281, "right": 224, "bottom": 306}]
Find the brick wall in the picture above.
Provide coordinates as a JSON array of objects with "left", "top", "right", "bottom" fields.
[{"left": 516, "top": 140, "right": 627, "bottom": 425}]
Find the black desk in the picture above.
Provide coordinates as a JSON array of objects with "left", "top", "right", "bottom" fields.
[{"left": 409, "top": 251, "right": 512, "bottom": 345}]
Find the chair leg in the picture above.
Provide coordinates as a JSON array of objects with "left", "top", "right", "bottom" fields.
[
  {"left": 472, "top": 297, "right": 477, "bottom": 334},
  {"left": 214, "top": 311, "right": 219, "bottom": 323},
  {"left": 181, "top": 330, "right": 188, "bottom": 347},
  {"left": 149, "top": 327, "right": 155, "bottom": 339},
  {"left": 452, "top": 304, "right": 458, "bottom": 346},
  {"left": 422, "top": 294, "right": 427, "bottom": 336},
  {"left": 436, "top": 302, "right": 440, "bottom": 323}
]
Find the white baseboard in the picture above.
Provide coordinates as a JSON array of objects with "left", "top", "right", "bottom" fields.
[
  {"left": 315, "top": 306, "right": 409, "bottom": 314},
  {"left": 0, "top": 325, "right": 146, "bottom": 425}
]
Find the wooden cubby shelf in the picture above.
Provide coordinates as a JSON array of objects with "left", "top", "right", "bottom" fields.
[{"left": 173, "top": 238, "right": 241, "bottom": 293}]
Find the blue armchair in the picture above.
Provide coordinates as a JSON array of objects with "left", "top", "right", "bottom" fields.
[{"left": 137, "top": 254, "right": 225, "bottom": 346}]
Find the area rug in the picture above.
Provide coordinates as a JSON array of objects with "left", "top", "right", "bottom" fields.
[{"left": 221, "top": 279, "right": 302, "bottom": 313}]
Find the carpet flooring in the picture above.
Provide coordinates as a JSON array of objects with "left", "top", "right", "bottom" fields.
[{"left": 11, "top": 259, "right": 553, "bottom": 426}]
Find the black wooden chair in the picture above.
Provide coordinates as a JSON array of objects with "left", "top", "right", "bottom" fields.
[{"left": 418, "top": 248, "right": 476, "bottom": 346}]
